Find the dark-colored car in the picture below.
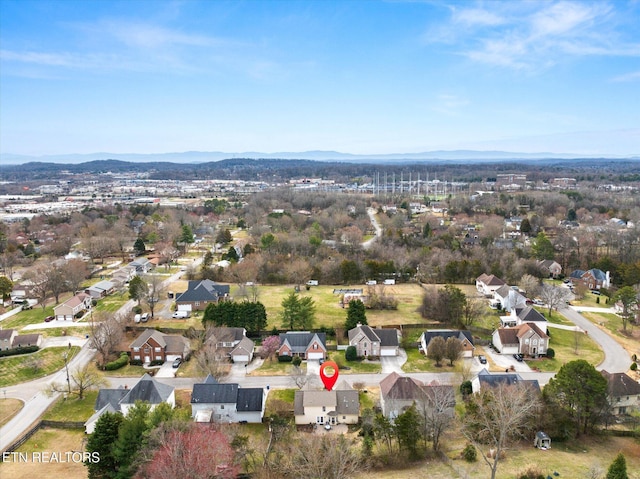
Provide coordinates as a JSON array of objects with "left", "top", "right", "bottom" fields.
[
  {"left": 172, "top": 357, "right": 182, "bottom": 368},
  {"left": 513, "top": 353, "right": 524, "bottom": 362},
  {"left": 478, "top": 355, "right": 487, "bottom": 364},
  {"left": 44, "top": 315, "right": 54, "bottom": 322}
]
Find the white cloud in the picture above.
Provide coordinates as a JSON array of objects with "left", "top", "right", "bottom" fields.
[
  {"left": 611, "top": 70, "right": 640, "bottom": 82},
  {"left": 452, "top": 8, "right": 505, "bottom": 27}
]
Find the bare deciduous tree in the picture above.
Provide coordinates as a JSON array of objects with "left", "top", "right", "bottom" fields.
[
  {"left": 289, "top": 364, "right": 309, "bottom": 389},
  {"left": 48, "top": 364, "right": 108, "bottom": 400},
  {"left": 539, "top": 283, "right": 571, "bottom": 317},
  {"left": 195, "top": 335, "right": 231, "bottom": 380},
  {"left": 462, "top": 382, "right": 541, "bottom": 479},
  {"left": 416, "top": 383, "right": 456, "bottom": 451},
  {"left": 90, "top": 311, "right": 125, "bottom": 368},
  {"left": 142, "top": 273, "right": 164, "bottom": 319}
]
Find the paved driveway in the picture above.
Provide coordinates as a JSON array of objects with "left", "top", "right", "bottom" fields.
[
  {"left": 154, "top": 361, "right": 177, "bottom": 378},
  {"left": 380, "top": 349, "right": 407, "bottom": 374},
  {"left": 483, "top": 348, "right": 532, "bottom": 373}
]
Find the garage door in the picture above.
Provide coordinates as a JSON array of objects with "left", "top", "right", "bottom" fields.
[
  {"left": 307, "top": 352, "right": 324, "bottom": 360},
  {"left": 234, "top": 355, "right": 249, "bottom": 363},
  {"left": 380, "top": 349, "right": 397, "bottom": 356},
  {"left": 166, "top": 354, "right": 182, "bottom": 362},
  {"left": 177, "top": 304, "right": 192, "bottom": 312}
]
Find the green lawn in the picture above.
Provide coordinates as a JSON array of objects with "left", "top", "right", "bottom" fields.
[
  {"left": 21, "top": 327, "right": 91, "bottom": 338},
  {"left": 268, "top": 388, "right": 296, "bottom": 403},
  {"left": 526, "top": 327, "right": 604, "bottom": 372},
  {"left": 251, "top": 359, "right": 307, "bottom": 376},
  {"left": 92, "top": 292, "right": 130, "bottom": 313},
  {"left": 1, "top": 305, "right": 57, "bottom": 329},
  {"left": 402, "top": 348, "right": 460, "bottom": 373},
  {"left": 0, "top": 346, "right": 80, "bottom": 387},
  {"left": 241, "top": 283, "right": 429, "bottom": 330},
  {"left": 44, "top": 390, "right": 98, "bottom": 421},
  {"left": 328, "top": 351, "right": 382, "bottom": 374}
]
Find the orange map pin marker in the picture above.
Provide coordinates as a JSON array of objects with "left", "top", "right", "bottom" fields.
[{"left": 319, "top": 360, "right": 339, "bottom": 391}]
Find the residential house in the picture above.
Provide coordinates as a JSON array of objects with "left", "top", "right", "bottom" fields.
[
  {"left": 129, "top": 329, "right": 190, "bottom": 364},
  {"left": 492, "top": 323, "right": 549, "bottom": 358},
  {"left": 174, "top": 279, "right": 230, "bottom": 312},
  {"left": 471, "top": 368, "right": 540, "bottom": 394},
  {"left": 499, "top": 305, "right": 548, "bottom": 332},
  {"left": 476, "top": 274, "right": 507, "bottom": 297},
  {"left": 205, "top": 327, "right": 255, "bottom": 363},
  {"left": 277, "top": 331, "right": 327, "bottom": 360},
  {"left": 190, "top": 375, "right": 266, "bottom": 423},
  {"left": 419, "top": 330, "right": 475, "bottom": 358},
  {"left": 111, "top": 265, "right": 137, "bottom": 287},
  {"left": 348, "top": 324, "right": 400, "bottom": 357},
  {"left": 493, "top": 285, "right": 528, "bottom": 313},
  {"left": 294, "top": 388, "right": 360, "bottom": 426},
  {"left": 569, "top": 269, "right": 611, "bottom": 290},
  {"left": 85, "top": 280, "right": 115, "bottom": 299},
  {"left": 86, "top": 374, "right": 175, "bottom": 432},
  {"left": 129, "top": 257, "right": 153, "bottom": 274},
  {"left": 0, "top": 329, "right": 42, "bottom": 351},
  {"left": 537, "top": 259, "right": 562, "bottom": 279},
  {"left": 53, "top": 292, "right": 92, "bottom": 321},
  {"left": 379, "top": 372, "right": 455, "bottom": 419},
  {"left": 601, "top": 370, "right": 640, "bottom": 416}
]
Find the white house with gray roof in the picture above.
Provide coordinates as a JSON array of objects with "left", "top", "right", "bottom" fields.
[
  {"left": 190, "top": 375, "right": 266, "bottom": 423},
  {"left": 294, "top": 388, "right": 360, "bottom": 426}
]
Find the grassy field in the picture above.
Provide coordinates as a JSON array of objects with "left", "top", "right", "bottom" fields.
[
  {"left": 328, "top": 351, "right": 382, "bottom": 374},
  {"left": 526, "top": 327, "right": 604, "bottom": 372},
  {"left": 91, "top": 292, "right": 130, "bottom": 314},
  {"left": 0, "top": 398, "right": 23, "bottom": 427},
  {"left": 250, "top": 359, "right": 307, "bottom": 376},
  {"left": 1, "top": 305, "right": 57, "bottom": 330},
  {"left": 581, "top": 311, "right": 640, "bottom": 357},
  {"left": 0, "top": 428, "right": 87, "bottom": 479},
  {"left": 0, "top": 346, "right": 80, "bottom": 388},
  {"left": 43, "top": 390, "right": 98, "bottom": 422},
  {"left": 22, "top": 327, "right": 92, "bottom": 338},
  {"left": 402, "top": 348, "right": 461, "bottom": 373}
]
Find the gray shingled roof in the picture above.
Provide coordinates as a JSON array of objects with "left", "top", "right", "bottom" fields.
[
  {"left": 601, "top": 370, "right": 640, "bottom": 397},
  {"left": 130, "top": 329, "right": 166, "bottom": 349},
  {"left": 191, "top": 383, "right": 239, "bottom": 404},
  {"left": 236, "top": 388, "right": 263, "bottom": 412},
  {"left": 422, "top": 330, "right": 473, "bottom": 347},
  {"left": 516, "top": 306, "right": 547, "bottom": 323},
  {"left": 476, "top": 369, "right": 540, "bottom": 393},
  {"left": 95, "top": 388, "right": 129, "bottom": 411},
  {"left": 120, "top": 373, "right": 174, "bottom": 405},
  {"left": 279, "top": 332, "right": 327, "bottom": 353},
  {"left": 336, "top": 390, "right": 359, "bottom": 415},
  {"left": 176, "top": 279, "right": 230, "bottom": 303}
]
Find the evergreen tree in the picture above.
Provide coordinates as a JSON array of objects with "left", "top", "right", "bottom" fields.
[
  {"left": 531, "top": 232, "right": 555, "bottom": 260},
  {"left": 606, "top": 453, "right": 628, "bottom": 479},
  {"left": 280, "top": 292, "right": 315, "bottom": 330},
  {"left": 85, "top": 411, "right": 123, "bottom": 479},
  {"left": 112, "top": 402, "right": 151, "bottom": 479},
  {"left": 133, "top": 238, "right": 146, "bottom": 256},
  {"left": 128, "top": 276, "right": 148, "bottom": 305},
  {"left": 394, "top": 404, "right": 423, "bottom": 458},
  {"left": 179, "top": 225, "right": 194, "bottom": 244},
  {"left": 345, "top": 299, "right": 367, "bottom": 330}
]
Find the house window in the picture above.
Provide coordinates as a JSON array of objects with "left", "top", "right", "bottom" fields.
[
  {"left": 343, "top": 416, "right": 346, "bottom": 420},
  {"left": 134, "top": 355, "right": 140, "bottom": 360},
  {"left": 316, "top": 417, "right": 324, "bottom": 424},
  {"left": 619, "top": 407, "right": 626, "bottom": 414},
  {"left": 155, "top": 347, "right": 161, "bottom": 352},
  {"left": 195, "top": 301, "right": 200, "bottom": 307},
  {"left": 221, "top": 405, "right": 225, "bottom": 409},
  {"left": 313, "top": 343, "right": 318, "bottom": 349},
  {"left": 156, "top": 356, "right": 162, "bottom": 360},
  {"left": 144, "top": 348, "right": 150, "bottom": 353},
  {"left": 322, "top": 406, "right": 326, "bottom": 412},
  {"left": 364, "top": 342, "right": 367, "bottom": 348},
  {"left": 133, "top": 347, "right": 140, "bottom": 352}
]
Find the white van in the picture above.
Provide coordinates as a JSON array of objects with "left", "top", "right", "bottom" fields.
[
  {"left": 134, "top": 314, "right": 141, "bottom": 323},
  {"left": 172, "top": 310, "right": 189, "bottom": 319},
  {"left": 366, "top": 280, "right": 377, "bottom": 285},
  {"left": 383, "top": 279, "right": 396, "bottom": 285},
  {"left": 306, "top": 280, "right": 319, "bottom": 286}
]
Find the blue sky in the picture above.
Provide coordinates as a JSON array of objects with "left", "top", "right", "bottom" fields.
[{"left": 1, "top": 0, "right": 639, "bottom": 157}]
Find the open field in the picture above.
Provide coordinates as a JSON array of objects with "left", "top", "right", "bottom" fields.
[
  {"left": 0, "top": 346, "right": 80, "bottom": 388},
  {"left": 0, "top": 398, "right": 24, "bottom": 427},
  {"left": 581, "top": 311, "right": 640, "bottom": 357}
]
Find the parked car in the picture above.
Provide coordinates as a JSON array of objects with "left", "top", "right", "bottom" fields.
[
  {"left": 324, "top": 423, "right": 331, "bottom": 430},
  {"left": 478, "top": 355, "right": 487, "bottom": 364},
  {"left": 365, "top": 280, "right": 377, "bottom": 285},
  {"left": 172, "top": 357, "right": 182, "bottom": 368},
  {"left": 140, "top": 313, "right": 149, "bottom": 322},
  {"left": 44, "top": 315, "right": 54, "bottom": 322},
  {"left": 513, "top": 353, "right": 524, "bottom": 362}
]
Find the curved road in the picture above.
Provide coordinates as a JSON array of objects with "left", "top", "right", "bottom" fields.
[
  {"left": 362, "top": 208, "right": 382, "bottom": 250},
  {"left": 559, "top": 305, "right": 631, "bottom": 372}
]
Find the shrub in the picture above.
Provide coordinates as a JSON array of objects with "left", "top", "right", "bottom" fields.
[
  {"left": 277, "top": 355, "right": 293, "bottom": 363},
  {"left": 0, "top": 345, "right": 39, "bottom": 357},
  {"left": 104, "top": 353, "right": 129, "bottom": 371},
  {"left": 631, "top": 362, "right": 638, "bottom": 371},
  {"left": 460, "top": 380, "right": 472, "bottom": 398},
  {"left": 345, "top": 346, "right": 358, "bottom": 361},
  {"left": 546, "top": 348, "right": 555, "bottom": 359},
  {"left": 133, "top": 306, "right": 143, "bottom": 314},
  {"left": 150, "top": 360, "right": 164, "bottom": 366},
  {"left": 366, "top": 355, "right": 379, "bottom": 361},
  {"left": 75, "top": 311, "right": 84, "bottom": 319},
  {"left": 129, "top": 359, "right": 143, "bottom": 366},
  {"left": 462, "top": 444, "right": 477, "bottom": 462},
  {"left": 292, "top": 356, "right": 302, "bottom": 367}
]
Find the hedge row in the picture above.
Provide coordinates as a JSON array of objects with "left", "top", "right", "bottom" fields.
[
  {"left": 104, "top": 353, "right": 129, "bottom": 371},
  {"left": 0, "top": 345, "right": 39, "bottom": 357}
]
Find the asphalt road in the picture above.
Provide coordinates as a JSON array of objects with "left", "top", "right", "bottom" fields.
[{"left": 559, "top": 304, "right": 632, "bottom": 372}]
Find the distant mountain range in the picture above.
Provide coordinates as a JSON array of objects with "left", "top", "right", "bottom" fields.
[{"left": 2, "top": 149, "right": 638, "bottom": 165}]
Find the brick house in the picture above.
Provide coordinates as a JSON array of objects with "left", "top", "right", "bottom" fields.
[
  {"left": 175, "top": 279, "right": 230, "bottom": 312},
  {"left": 129, "top": 329, "right": 190, "bottom": 364},
  {"left": 277, "top": 331, "right": 327, "bottom": 360}
]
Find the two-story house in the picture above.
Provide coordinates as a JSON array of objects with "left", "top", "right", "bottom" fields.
[
  {"left": 601, "top": 370, "right": 640, "bottom": 416},
  {"left": 129, "top": 329, "right": 190, "bottom": 364},
  {"left": 379, "top": 372, "right": 455, "bottom": 420},
  {"left": 348, "top": 324, "right": 400, "bottom": 357},
  {"left": 205, "top": 327, "right": 255, "bottom": 363},
  {"left": 476, "top": 274, "right": 507, "bottom": 297},
  {"left": 190, "top": 375, "right": 266, "bottom": 423},
  {"left": 294, "top": 387, "right": 359, "bottom": 426}
]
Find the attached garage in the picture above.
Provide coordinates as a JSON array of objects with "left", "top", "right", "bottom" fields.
[
  {"left": 177, "top": 304, "right": 192, "bottom": 312},
  {"left": 380, "top": 348, "right": 398, "bottom": 357},
  {"left": 307, "top": 352, "right": 324, "bottom": 360},
  {"left": 166, "top": 354, "right": 182, "bottom": 362}
]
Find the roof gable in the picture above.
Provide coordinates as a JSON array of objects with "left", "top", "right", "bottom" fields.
[
  {"left": 121, "top": 373, "right": 174, "bottom": 405},
  {"left": 236, "top": 388, "right": 263, "bottom": 412}
]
